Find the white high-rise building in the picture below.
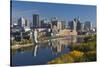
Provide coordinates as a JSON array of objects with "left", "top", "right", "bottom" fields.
[
  {"left": 18, "top": 17, "right": 26, "bottom": 28},
  {"left": 18, "top": 17, "right": 30, "bottom": 31},
  {"left": 57, "top": 21, "right": 62, "bottom": 31}
]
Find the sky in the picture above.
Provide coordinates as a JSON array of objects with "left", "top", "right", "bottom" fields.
[{"left": 11, "top": 1, "right": 96, "bottom": 27}]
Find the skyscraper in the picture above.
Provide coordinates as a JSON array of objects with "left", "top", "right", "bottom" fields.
[
  {"left": 51, "top": 17, "right": 58, "bottom": 28},
  {"left": 84, "top": 21, "right": 92, "bottom": 32},
  {"left": 75, "top": 18, "right": 81, "bottom": 32},
  {"left": 68, "top": 17, "right": 82, "bottom": 32},
  {"left": 81, "top": 23, "right": 84, "bottom": 32},
  {"left": 57, "top": 21, "right": 62, "bottom": 31},
  {"left": 18, "top": 17, "right": 25, "bottom": 28},
  {"left": 61, "top": 21, "right": 66, "bottom": 29},
  {"left": 33, "top": 14, "right": 40, "bottom": 28},
  {"left": 40, "top": 19, "right": 51, "bottom": 28},
  {"left": 25, "top": 19, "right": 30, "bottom": 28},
  {"left": 25, "top": 19, "right": 28, "bottom": 26},
  {"left": 68, "top": 20, "right": 77, "bottom": 31}
]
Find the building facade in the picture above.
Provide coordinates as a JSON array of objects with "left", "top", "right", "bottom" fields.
[
  {"left": 84, "top": 21, "right": 92, "bottom": 32},
  {"left": 18, "top": 17, "right": 26, "bottom": 28},
  {"left": 33, "top": 14, "right": 40, "bottom": 28},
  {"left": 68, "top": 18, "right": 82, "bottom": 32}
]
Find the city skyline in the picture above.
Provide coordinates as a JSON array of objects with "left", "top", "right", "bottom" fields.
[
  {"left": 11, "top": 1, "right": 97, "bottom": 66},
  {"left": 11, "top": 1, "right": 96, "bottom": 27}
]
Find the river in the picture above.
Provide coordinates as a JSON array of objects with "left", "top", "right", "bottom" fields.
[{"left": 11, "top": 36, "right": 84, "bottom": 66}]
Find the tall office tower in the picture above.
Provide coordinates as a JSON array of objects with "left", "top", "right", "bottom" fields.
[
  {"left": 62, "top": 21, "right": 66, "bottom": 29},
  {"left": 68, "top": 20, "right": 77, "bottom": 31},
  {"left": 33, "top": 14, "right": 40, "bottom": 28},
  {"left": 57, "top": 21, "right": 62, "bottom": 31},
  {"left": 51, "top": 17, "right": 59, "bottom": 35},
  {"left": 25, "top": 19, "right": 28, "bottom": 27},
  {"left": 74, "top": 18, "right": 81, "bottom": 32},
  {"left": 18, "top": 17, "right": 26, "bottom": 28},
  {"left": 68, "top": 21, "right": 73, "bottom": 30},
  {"left": 51, "top": 17, "right": 58, "bottom": 27},
  {"left": 81, "top": 23, "right": 84, "bottom": 32},
  {"left": 41, "top": 19, "right": 50, "bottom": 28},
  {"left": 73, "top": 19, "right": 77, "bottom": 31},
  {"left": 84, "top": 21, "right": 92, "bottom": 32},
  {"left": 40, "top": 20, "right": 44, "bottom": 28},
  {"left": 57, "top": 20, "right": 66, "bottom": 31},
  {"left": 25, "top": 19, "right": 30, "bottom": 28},
  {"left": 68, "top": 17, "right": 82, "bottom": 32}
]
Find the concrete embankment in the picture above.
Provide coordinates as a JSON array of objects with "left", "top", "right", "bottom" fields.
[{"left": 11, "top": 44, "right": 33, "bottom": 50}]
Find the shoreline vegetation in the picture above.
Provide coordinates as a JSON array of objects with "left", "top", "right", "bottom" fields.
[{"left": 48, "top": 35, "right": 96, "bottom": 64}]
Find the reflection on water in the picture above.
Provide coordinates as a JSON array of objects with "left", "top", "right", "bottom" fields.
[{"left": 11, "top": 36, "right": 83, "bottom": 66}]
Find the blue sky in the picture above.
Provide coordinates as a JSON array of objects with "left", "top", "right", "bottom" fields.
[{"left": 11, "top": 1, "right": 96, "bottom": 27}]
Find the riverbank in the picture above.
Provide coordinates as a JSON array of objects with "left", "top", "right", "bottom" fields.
[{"left": 11, "top": 44, "right": 33, "bottom": 50}]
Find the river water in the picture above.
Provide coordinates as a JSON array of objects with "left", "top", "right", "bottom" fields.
[{"left": 11, "top": 36, "right": 83, "bottom": 66}]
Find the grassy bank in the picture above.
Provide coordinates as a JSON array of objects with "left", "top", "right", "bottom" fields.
[{"left": 48, "top": 35, "right": 96, "bottom": 64}]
